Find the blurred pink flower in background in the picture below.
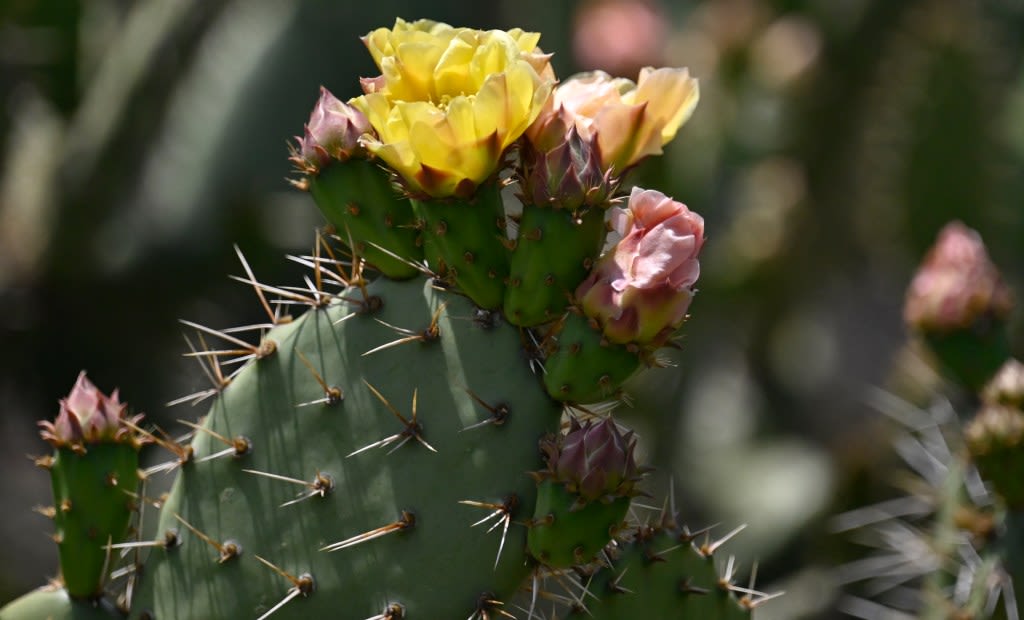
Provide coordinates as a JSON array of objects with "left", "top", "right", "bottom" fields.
[
  {"left": 572, "top": 0, "right": 668, "bottom": 78},
  {"left": 904, "top": 221, "right": 1014, "bottom": 332}
]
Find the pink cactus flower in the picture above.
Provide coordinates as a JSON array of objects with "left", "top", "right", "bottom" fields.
[
  {"left": 904, "top": 221, "right": 1013, "bottom": 332},
  {"left": 576, "top": 187, "right": 704, "bottom": 345}
]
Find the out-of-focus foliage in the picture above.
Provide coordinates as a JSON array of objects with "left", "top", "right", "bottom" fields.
[{"left": 1, "top": 1, "right": 1022, "bottom": 617}]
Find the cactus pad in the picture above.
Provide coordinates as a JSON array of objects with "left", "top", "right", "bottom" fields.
[{"left": 129, "top": 277, "right": 561, "bottom": 619}]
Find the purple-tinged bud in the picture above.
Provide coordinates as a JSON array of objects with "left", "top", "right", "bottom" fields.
[
  {"left": 575, "top": 186, "right": 704, "bottom": 346},
  {"left": 904, "top": 221, "right": 1013, "bottom": 333},
  {"left": 39, "top": 372, "right": 144, "bottom": 449},
  {"left": 520, "top": 126, "right": 616, "bottom": 212},
  {"left": 538, "top": 417, "right": 646, "bottom": 509},
  {"left": 289, "top": 86, "right": 373, "bottom": 177}
]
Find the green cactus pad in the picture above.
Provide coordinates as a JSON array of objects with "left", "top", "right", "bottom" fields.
[
  {"left": 576, "top": 526, "right": 751, "bottom": 619},
  {"left": 527, "top": 480, "right": 630, "bottom": 568},
  {"left": 543, "top": 313, "right": 643, "bottom": 403},
  {"left": 130, "top": 277, "right": 561, "bottom": 619},
  {"left": 0, "top": 585, "right": 122, "bottom": 620},
  {"left": 411, "top": 182, "right": 510, "bottom": 309},
  {"left": 309, "top": 159, "right": 423, "bottom": 280},
  {"left": 47, "top": 443, "right": 140, "bottom": 599},
  {"left": 504, "top": 206, "right": 606, "bottom": 327}
]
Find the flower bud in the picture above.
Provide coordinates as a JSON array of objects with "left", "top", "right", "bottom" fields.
[
  {"left": 520, "top": 126, "right": 616, "bottom": 212},
  {"left": 290, "top": 86, "right": 373, "bottom": 175},
  {"left": 904, "top": 221, "right": 1013, "bottom": 332},
  {"left": 538, "top": 417, "right": 646, "bottom": 508},
  {"left": 576, "top": 187, "right": 704, "bottom": 345},
  {"left": 39, "top": 372, "right": 142, "bottom": 449}
]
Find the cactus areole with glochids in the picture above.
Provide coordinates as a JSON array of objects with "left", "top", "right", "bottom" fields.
[{"left": 1, "top": 17, "right": 770, "bottom": 620}]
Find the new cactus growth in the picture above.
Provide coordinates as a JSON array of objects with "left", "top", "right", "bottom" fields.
[
  {"left": 291, "top": 87, "right": 424, "bottom": 280},
  {"left": 527, "top": 418, "right": 647, "bottom": 567},
  {"left": 37, "top": 373, "right": 146, "bottom": 601}
]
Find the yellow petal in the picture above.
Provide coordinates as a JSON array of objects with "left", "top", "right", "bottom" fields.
[{"left": 632, "top": 67, "right": 699, "bottom": 144}]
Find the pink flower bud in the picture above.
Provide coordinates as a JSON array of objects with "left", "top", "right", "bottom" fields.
[
  {"left": 539, "top": 417, "right": 645, "bottom": 507},
  {"left": 290, "top": 87, "right": 373, "bottom": 174},
  {"left": 520, "top": 126, "right": 616, "bottom": 211},
  {"left": 904, "top": 221, "right": 1013, "bottom": 332},
  {"left": 576, "top": 187, "right": 704, "bottom": 345},
  {"left": 40, "top": 372, "right": 141, "bottom": 448}
]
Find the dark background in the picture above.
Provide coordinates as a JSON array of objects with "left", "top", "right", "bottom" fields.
[{"left": 2, "top": 1, "right": 1022, "bottom": 618}]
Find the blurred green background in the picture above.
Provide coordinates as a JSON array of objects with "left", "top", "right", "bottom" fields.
[{"left": 1, "top": 0, "right": 1022, "bottom": 617}]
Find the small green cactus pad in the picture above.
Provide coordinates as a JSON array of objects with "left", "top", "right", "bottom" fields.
[
  {"left": 504, "top": 206, "right": 606, "bottom": 327},
  {"left": 543, "top": 313, "right": 642, "bottom": 403},
  {"left": 411, "top": 182, "right": 510, "bottom": 309},
  {"left": 47, "top": 444, "right": 140, "bottom": 599},
  {"left": 130, "top": 277, "right": 561, "bottom": 619},
  {"left": 574, "top": 526, "right": 752, "bottom": 619},
  {"left": 0, "top": 585, "right": 122, "bottom": 620},
  {"left": 308, "top": 159, "right": 423, "bottom": 280},
  {"left": 527, "top": 480, "right": 630, "bottom": 568}
]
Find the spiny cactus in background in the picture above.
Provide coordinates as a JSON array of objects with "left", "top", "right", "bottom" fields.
[
  {"left": 840, "top": 222, "right": 1022, "bottom": 619},
  {"left": 0, "top": 17, "right": 770, "bottom": 620}
]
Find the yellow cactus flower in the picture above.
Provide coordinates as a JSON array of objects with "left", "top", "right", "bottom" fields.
[
  {"left": 528, "top": 67, "right": 699, "bottom": 175},
  {"left": 352, "top": 19, "right": 554, "bottom": 198}
]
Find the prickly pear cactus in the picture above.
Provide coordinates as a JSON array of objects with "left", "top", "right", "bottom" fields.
[{"left": 2, "top": 16, "right": 766, "bottom": 620}]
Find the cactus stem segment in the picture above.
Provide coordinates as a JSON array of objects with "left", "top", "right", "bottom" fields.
[
  {"left": 362, "top": 302, "right": 447, "bottom": 356},
  {"left": 170, "top": 513, "right": 242, "bottom": 564},
  {"left": 252, "top": 555, "right": 315, "bottom": 620},
  {"left": 293, "top": 348, "right": 344, "bottom": 407},
  {"left": 320, "top": 510, "right": 415, "bottom": 552},
  {"left": 347, "top": 384, "right": 436, "bottom": 456}
]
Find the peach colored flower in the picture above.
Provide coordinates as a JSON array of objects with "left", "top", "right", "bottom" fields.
[{"left": 527, "top": 67, "right": 698, "bottom": 175}]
